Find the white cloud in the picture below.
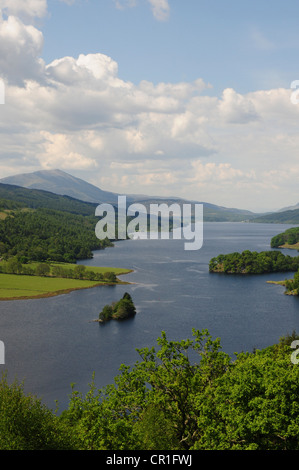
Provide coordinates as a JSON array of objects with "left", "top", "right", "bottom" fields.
[
  {"left": 218, "top": 88, "right": 259, "bottom": 124},
  {"left": 38, "top": 131, "right": 98, "bottom": 170},
  {"left": 2, "top": 7, "right": 299, "bottom": 210},
  {"left": 148, "top": 0, "right": 170, "bottom": 21},
  {"left": 0, "top": 0, "right": 48, "bottom": 20},
  {"left": 113, "top": 0, "right": 170, "bottom": 21},
  {"left": 0, "top": 15, "right": 45, "bottom": 85}
]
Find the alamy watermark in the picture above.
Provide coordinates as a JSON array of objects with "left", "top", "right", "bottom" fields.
[
  {"left": 291, "top": 340, "right": 299, "bottom": 364},
  {"left": 0, "top": 341, "right": 4, "bottom": 364},
  {"left": 95, "top": 196, "right": 203, "bottom": 251},
  {"left": 0, "top": 79, "right": 5, "bottom": 105}
]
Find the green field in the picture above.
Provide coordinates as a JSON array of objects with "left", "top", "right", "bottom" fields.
[{"left": 0, "top": 265, "right": 132, "bottom": 300}]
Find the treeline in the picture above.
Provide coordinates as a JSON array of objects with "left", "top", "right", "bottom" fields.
[
  {"left": 0, "top": 258, "right": 117, "bottom": 282},
  {"left": 0, "top": 208, "right": 112, "bottom": 263},
  {"left": 209, "top": 250, "right": 299, "bottom": 274},
  {"left": 284, "top": 270, "right": 299, "bottom": 295},
  {"left": 1, "top": 329, "right": 299, "bottom": 450},
  {"left": 271, "top": 227, "right": 299, "bottom": 248},
  {"left": 99, "top": 292, "right": 136, "bottom": 322}
]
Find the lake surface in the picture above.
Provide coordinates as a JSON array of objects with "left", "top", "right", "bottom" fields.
[{"left": 1, "top": 222, "right": 299, "bottom": 412}]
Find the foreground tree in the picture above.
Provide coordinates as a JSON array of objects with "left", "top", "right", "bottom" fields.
[
  {"left": 62, "top": 329, "right": 299, "bottom": 450},
  {"left": 0, "top": 374, "right": 76, "bottom": 450}
]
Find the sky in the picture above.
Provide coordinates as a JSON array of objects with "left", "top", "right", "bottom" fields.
[{"left": 0, "top": 0, "right": 299, "bottom": 212}]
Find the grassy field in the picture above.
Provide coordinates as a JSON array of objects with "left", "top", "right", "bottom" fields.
[
  {"left": 280, "top": 243, "right": 299, "bottom": 250},
  {"left": 0, "top": 264, "right": 132, "bottom": 300}
]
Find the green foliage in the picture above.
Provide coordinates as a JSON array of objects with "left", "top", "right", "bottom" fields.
[
  {"left": 252, "top": 209, "right": 299, "bottom": 224},
  {"left": 0, "top": 373, "right": 75, "bottom": 450},
  {"left": 284, "top": 270, "right": 299, "bottom": 295},
  {"left": 0, "top": 183, "right": 98, "bottom": 216},
  {"left": 99, "top": 292, "right": 136, "bottom": 322},
  {"left": 209, "top": 250, "right": 299, "bottom": 274},
  {"left": 271, "top": 227, "right": 299, "bottom": 248},
  {"left": 2, "top": 330, "right": 299, "bottom": 450},
  {"left": 62, "top": 329, "right": 299, "bottom": 450},
  {"left": 0, "top": 208, "right": 113, "bottom": 263}
]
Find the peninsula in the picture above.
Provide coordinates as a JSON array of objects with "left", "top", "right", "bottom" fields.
[{"left": 0, "top": 261, "right": 132, "bottom": 300}]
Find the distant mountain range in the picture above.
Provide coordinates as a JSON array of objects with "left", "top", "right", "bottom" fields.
[
  {"left": 1, "top": 168, "right": 299, "bottom": 224},
  {"left": 0, "top": 169, "right": 258, "bottom": 222}
]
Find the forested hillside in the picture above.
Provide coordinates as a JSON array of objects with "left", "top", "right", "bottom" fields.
[
  {"left": 0, "top": 208, "right": 112, "bottom": 263},
  {"left": 251, "top": 209, "right": 299, "bottom": 224},
  {"left": 0, "top": 183, "right": 114, "bottom": 263},
  {"left": 0, "top": 183, "right": 98, "bottom": 215}
]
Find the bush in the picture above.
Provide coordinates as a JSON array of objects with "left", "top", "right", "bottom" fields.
[{"left": 0, "top": 374, "right": 77, "bottom": 450}]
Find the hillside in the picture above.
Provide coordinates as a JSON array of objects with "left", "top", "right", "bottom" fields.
[
  {"left": 0, "top": 169, "right": 120, "bottom": 205},
  {"left": 0, "top": 183, "right": 113, "bottom": 263},
  {"left": 251, "top": 209, "right": 299, "bottom": 224},
  {"left": 0, "top": 182, "right": 98, "bottom": 216},
  {"left": 0, "top": 169, "right": 259, "bottom": 222}
]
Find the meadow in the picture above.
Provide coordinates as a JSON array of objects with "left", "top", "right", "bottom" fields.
[{"left": 0, "top": 263, "right": 132, "bottom": 300}]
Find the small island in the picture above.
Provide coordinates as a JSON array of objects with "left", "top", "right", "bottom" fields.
[
  {"left": 209, "top": 250, "right": 299, "bottom": 274},
  {"left": 271, "top": 227, "right": 299, "bottom": 250},
  {"left": 98, "top": 292, "right": 136, "bottom": 322}
]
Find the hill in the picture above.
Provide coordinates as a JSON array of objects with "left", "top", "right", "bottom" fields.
[
  {"left": 251, "top": 209, "right": 299, "bottom": 224},
  {"left": 0, "top": 182, "right": 98, "bottom": 216},
  {"left": 0, "top": 169, "right": 259, "bottom": 222},
  {"left": 0, "top": 169, "right": 120, "bottom": 205},
  {"left": 0, "top": 183, "right": 113, "bottom": 263}
]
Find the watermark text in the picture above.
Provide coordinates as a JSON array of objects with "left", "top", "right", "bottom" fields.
[
  {"left": 95, "top": 196, "right": 203, "bottom": 251},
  {"left": 0, "top": 341, "right": 4, "bottom": 364}
]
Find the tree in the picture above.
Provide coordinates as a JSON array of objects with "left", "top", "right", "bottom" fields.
[
  {"left": 98, "top": 293, "right": 136, "bottom": 322},
  {"left": 5, "top": 257, "right": 22, "bottom": 274},
  {"left": 99, "top": 304, "right": 113, "bottom": 322},
  {"left": 103, "top": 272, "right": 117, "bottom": 283},
  {"left": 64, "top": 329, "right": 230, "bottom": 450},
  {"left": 73, "top": 265, "right": 86, "bottom": 279},
  {"left": 35, "top": 263, "right": 50, "bottom": 277},
  {"left": 0, "top": 373, "right": 76, "bottom": 450}
]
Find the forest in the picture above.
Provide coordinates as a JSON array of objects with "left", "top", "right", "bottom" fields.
[
  {"left": 0, "top": 208, "right": 113, "bottom": 263},
  {"left": 0, "top": 328, "right": 299, "bottom": 450},
  {"left": 209, "top": 250, "right": 299, "bottom": 274},
  {"left": 271, "top": 227, "right": 299, "bottom": 248}
]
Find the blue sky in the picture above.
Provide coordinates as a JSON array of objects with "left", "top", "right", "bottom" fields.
[
  {"left": 1, "top": 0, "right": 299, "bottom": 211},
  {"left": 41, "top": 0, "right": 299, "bottom": 94}
]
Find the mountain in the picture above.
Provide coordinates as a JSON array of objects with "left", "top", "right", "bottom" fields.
[
  {"left": 0, "top": 169, "right": 120, "bottom": 205},
  {"left": 0, "top": 169, "right": 259, "bottom": 222}
]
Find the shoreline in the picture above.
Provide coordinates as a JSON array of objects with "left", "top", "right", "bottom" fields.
[{"left": 0, "top": 269, "right": 134, "bottom": 301}]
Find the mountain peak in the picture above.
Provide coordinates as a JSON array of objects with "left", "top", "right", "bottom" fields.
[{"left": 0, "top": 169, "right": 118, "bottom": 204}]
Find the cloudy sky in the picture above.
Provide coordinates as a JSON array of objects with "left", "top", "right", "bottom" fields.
[{"left": 1, "top": 0, "right": 299, "bottom": 212}]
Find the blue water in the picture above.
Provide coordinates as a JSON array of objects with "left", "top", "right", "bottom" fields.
[{"left": 0, "top": 222, "right": 299, "bottom": 412}]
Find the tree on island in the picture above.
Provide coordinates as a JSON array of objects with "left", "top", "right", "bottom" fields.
[{"left": 99, "top": 292, "right": 136, "bottom": 322}]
